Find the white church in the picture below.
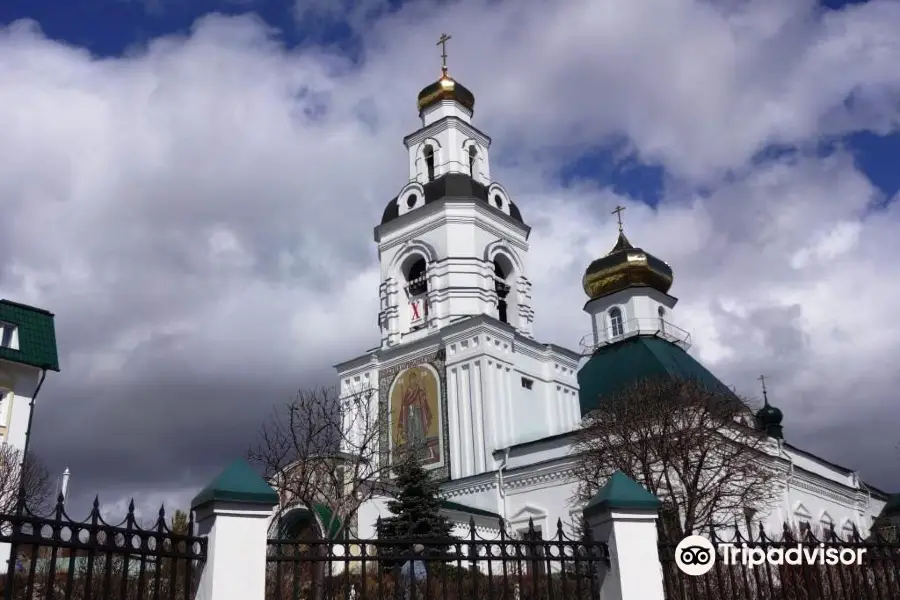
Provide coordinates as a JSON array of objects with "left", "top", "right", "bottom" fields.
[{"left": 329, "top": 52, "right": 891, "bottom": 543}]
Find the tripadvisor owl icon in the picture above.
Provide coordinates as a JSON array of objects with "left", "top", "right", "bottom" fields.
[{"left": 675, "top": 535, "right": 716, "bottom": 576}]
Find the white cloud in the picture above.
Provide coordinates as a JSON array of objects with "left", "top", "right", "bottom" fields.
[{"left": 2, "top": 0, "right": 900, "bottom": 505}]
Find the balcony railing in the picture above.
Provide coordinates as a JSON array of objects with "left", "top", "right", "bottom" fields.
[{"left": 579, "top": 317, "right": 692, "bottom": 354}]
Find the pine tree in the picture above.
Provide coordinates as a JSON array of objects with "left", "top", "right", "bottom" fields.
[{"left": 376, "top": 447, "right": 453, "bottom": 553}]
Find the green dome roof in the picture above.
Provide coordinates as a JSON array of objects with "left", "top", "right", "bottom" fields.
[
  {"left": 755, "top": 403, "right": 783, "bottom": 426},
  {"left": 577, "top": 336, "right": 734, "bottom": 417}
]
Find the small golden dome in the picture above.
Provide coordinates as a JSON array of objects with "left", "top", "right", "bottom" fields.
[
  {"left": 416, "top": 70, "right": 476, "bottom": 114},
  {"left": 582, "top": 232, "right": 674, "bottom": 300}
]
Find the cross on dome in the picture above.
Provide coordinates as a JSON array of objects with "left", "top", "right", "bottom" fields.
[
  {"left": 611, "top": 205, "right": 626, "bottom": 233},
  {"left": 437, "top": 33, "right": 452, "bottom": 75}
]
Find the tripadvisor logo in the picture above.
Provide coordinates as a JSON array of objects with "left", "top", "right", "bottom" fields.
[
  {"left": 675, "top": 535, "right": 716, "bottom": 576},
  {"left": 674, "top": 534, "right": 868, "bottom": 576}
]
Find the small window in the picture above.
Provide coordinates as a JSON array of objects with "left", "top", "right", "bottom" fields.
[
  {"left": 608, "top": 308, "right": 624, "bottom": 338},
  {"left": 521, "top": 377, "right": 533, "bottom": 390},
  {"left": 423, "top": 145, "right": 435, "bottom": 181},
  {"left": 658, "top": 306, "right": 666, "bottom": 333},
  {"left": 494, "top": 194, "right": 503, "bottom": 208},
  {"left": 0, "top": 323, "right": 17, "bottom": 350},
  {"left": 468, "top": 146, "right": 477, "bottom": 176},
  {"left": 798, "top": 521, "right": 811, "bottom": 539},
  {"left": 406, "top": 194, "right": 418, "bottom": 208}
]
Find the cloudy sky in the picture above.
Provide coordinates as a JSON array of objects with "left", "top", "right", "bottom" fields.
[{"left": 1, "top": 0, "right": 899, "bottom": 520}]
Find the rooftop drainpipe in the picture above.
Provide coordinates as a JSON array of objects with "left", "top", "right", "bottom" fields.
[
  {"left": 776, "top": 438, "right": 794, "bottom": 526},
  {"left": 16, "top": 368, "right": 47, "bottom": 511},
  {"left": 498, "top": 448, "right": 510, "bottom": 523}
]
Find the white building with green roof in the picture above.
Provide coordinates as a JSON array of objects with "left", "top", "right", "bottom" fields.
[
  {"left": 0, "top": 298, "right": 60, "bottom": 570},
  {"left": 0, "top": 299, "right": 60, "bottom": 455}
]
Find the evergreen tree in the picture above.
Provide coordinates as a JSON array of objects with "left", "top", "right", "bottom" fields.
[{"left": 376, "top": 447, "right": 453, "bottom": 555}]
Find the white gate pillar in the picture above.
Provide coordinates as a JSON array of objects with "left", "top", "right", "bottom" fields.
[
  {"left": 583, "top": 471, "right": 665, "bottom": 600},
  {"left": 191, "top": 460, "right": 278, "bottom": 600}
]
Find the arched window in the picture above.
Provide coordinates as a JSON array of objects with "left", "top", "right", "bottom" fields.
[
  {"left": 658, "top": 306, "right": 666, "bottom": 333},
  {"left": 468, "top": 145, "right": 477, "bottom": 177},
  {"left": 494, "top": 258, "right": 510, "bottom": 324},
  {"left": 406, "top": 257, "right": 428, "bottom": 297},
  {"left": 609, "top": 307, "right": 624, "bottom": 338},
  {"left": 423, "top": 145, "right": 435, "bottom": 181}
]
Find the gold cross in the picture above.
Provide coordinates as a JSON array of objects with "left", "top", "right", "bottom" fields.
[
  {"left": 611, "top": 205, "right": 626, "bottom": 233},
  {"left": 437, "top": 33, "right": 452, "bottom": 73}
]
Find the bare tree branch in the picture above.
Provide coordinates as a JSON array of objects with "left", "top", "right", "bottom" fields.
[
  {"left": 248, "top": 384, "right": 391, "bottom": 540},
  {"left": 571, "top": 376, "right": 779, "bottom": 540},
  {"left": 0, "top": 444, "right": 52, "bottom": 514}
]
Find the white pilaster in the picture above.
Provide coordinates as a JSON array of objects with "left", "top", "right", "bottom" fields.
[
  {"left": 194, "top": 501, "right": 275, "bottom": 600},
  {"left": 583, "top": 473, "right": 665, "bottom": 600}
]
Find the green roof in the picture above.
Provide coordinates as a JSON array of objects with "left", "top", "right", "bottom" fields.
[
  {"left": 277, "top": 504, "right": 345, "bottom": 540},
  {"left": 441, "top": 500, "right": 501, "bottom": 519},
  {"left": 0, "top": 300, "right": 60, "bottom": 372},
  {"left": 577, "top": 335, "right": 732, "bottom": 416},
  {"left": 191, "top": 459, "right": 279, "bottom": 510},
  {"left": 584, "top": 471, "right": 661, "bottom": 516}
]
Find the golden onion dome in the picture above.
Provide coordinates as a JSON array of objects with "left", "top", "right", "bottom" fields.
[
  {"left": 416, "top": 69, "right": 475, "bottom": 114},
  {"left": 582, "top": 231, "right": 674, "bottom": 300}
]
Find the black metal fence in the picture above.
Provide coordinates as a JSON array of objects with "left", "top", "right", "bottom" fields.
[
  {"left": 659, "top": 523, "right": 900, "bottom": 600},
  {"left": 0, "top": 496, "right": 207, "bottom": 600},
  {"left": 266, "top": 518, "right": 608, "bottom": 600}
]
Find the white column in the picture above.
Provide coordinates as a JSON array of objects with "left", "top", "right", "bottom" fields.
[
  {"left": 194, "top": 501, "right": 275, "bottom": 600},
  {"left": 583, "top": 472, "right": 665, "bottom": 600},
  {"left": 191, "top": 460, "right": 279, "bottom": 600}
]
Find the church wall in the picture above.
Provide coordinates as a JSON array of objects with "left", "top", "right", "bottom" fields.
[
  {"left": 443, "top": 324, "right": 580, "bottom": 479},
  {"left": 356, "top": 496, "right": 390, "bottom": 539},
  {"left": 504, "top": 463, "right": 580, "bottom": 539}
]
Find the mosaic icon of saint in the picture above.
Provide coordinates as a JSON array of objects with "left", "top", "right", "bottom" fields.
[{"left": 398, "top": 369, "right": 432, "bottom": 449}]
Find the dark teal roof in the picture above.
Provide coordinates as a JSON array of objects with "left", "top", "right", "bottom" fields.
[
  {"left": 577, "top": 336, "right": 732, "bottom": 416},
  {"left": 0, "top": 300, "right": 60, "bottom": 372},
  {"left": 884, "top": 494, "right": 900, "bottom": 516},
  {"left": 277, "top": 504, "right": 345, "bottom": 540},
  {"left": 584, "top": 471, "right": 661, "bottom": 516},
  {"left": 441, "top": 500, "right": 501, "bottom": 519},
  {"left": 191, "top": 460, "right": 278, "bottom": 510}
]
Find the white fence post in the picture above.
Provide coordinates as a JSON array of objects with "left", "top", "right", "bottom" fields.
[
  {"left": 191, "top": 459, "right": 278, "bottom": 600},
  {"left": 583, "top": 471, "right": 666, "bottom": 600}
]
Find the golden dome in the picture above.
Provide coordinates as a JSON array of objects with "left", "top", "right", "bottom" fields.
[
  {"left": 582, "top": 232, "right": 674, "bottom": 300},
  {"left": 416, "top": 70, "right": 475, "bottom": 114}
]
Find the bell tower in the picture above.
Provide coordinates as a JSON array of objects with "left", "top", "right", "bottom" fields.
[{"left": 375, "top": 35, "right": 534, "bottom": 348}]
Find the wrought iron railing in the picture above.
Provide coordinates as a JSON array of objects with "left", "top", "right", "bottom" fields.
[
  {"left": 0, "top": 497, "right": 206, "bottom": 600},
  {"left": 580, "top": 318, "right": 691, "bottom": 354},
  {"left": 266, "top": 517, "right": 607, "bottom": 600},
  {"left": 658, "top": 522, "right": 900, "bottom": 600}
]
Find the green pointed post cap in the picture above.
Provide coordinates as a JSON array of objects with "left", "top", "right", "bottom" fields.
[
  {"left": 191, "top": 459, "right": 279, "bottom": 510},
  {"left": 583, "top": 471, "right": 661, "bottom": 517}
]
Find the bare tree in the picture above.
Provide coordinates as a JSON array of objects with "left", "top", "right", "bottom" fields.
[
  {"left": 571, "top": 376, "right": 778, "bottom": 540},
  {"left": 248, "top": 384, "right": 390, "bottom": 540},
  {"left": 0, "top": 444, "right": 52, "bottom": 514}
]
